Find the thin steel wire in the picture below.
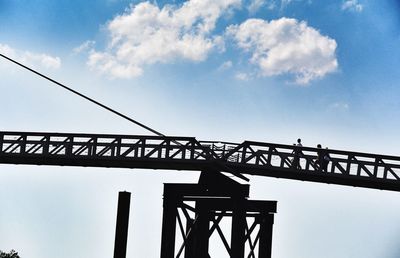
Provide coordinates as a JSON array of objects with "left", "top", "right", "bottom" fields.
[{"left": 0, "top": 53, "right": 165, "bottom": 137}]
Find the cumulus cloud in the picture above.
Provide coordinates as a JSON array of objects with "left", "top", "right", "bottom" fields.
[
  {"left": 88, "top": 0, "right": 240, "bottom": 79},
  {"left": 342, "top": 0, "right": 363, "bottom": 12},
  {"left": 227, "top": 18, "right": 338, "bottom": 84},
  {"left": 0, "top": 43, "right": 61, "bottom": 69}
]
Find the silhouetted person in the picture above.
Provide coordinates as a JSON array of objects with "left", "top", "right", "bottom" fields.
[
  {"left": 316, "top": 144, "right": 324, "bottom": 170},
  {"left": 322, "top": 147, "right": 330, "bottom": 172},
  {"left": 292, "top": 138, "right": 302, "bottom": 169},
  {"left": 316, "top": 144, "right": 330, "bottom": 172}
]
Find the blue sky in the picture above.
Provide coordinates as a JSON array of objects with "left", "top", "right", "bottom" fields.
[{"left": 1, "top": 0, "right": 400, "bottom": 257}]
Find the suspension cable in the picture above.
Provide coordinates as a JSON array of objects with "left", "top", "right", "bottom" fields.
[
  {"left": 0, "top": 53, "right": 249, "bottom": 181},
  {"left": 0, "top": 53, "right": 165, "bottom": 137}
]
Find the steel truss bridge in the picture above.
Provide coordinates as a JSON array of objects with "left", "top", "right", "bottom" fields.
[
  {"left": 1, "top": 131, "right": 399, "bottom": 192},
  {"left": 2, "top": 53, "right": 399, "bottom": 258},
  {"left": 1, "top": 131, "right": 400, "bottom": 258}
]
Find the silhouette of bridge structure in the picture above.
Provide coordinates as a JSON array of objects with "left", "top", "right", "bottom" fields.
[
  {"left": 2, "top": 131, "right": 400, "bottom": 258},
  {"left": 1, "top": 131, "right": 399, "bottom": 191},
  {"left": 1, "top": 53, "right": 399, "bottom": 258}
]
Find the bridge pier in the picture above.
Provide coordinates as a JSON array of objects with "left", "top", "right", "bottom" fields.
[
  {"left": 258, "top": 214, "right": 274, "bottom": 258},
  {"left": 160, "top": 172, "right": 277, "bottom": 258},
  {"left": 114, "top": 191, "right": 131, "bottom": 258}
]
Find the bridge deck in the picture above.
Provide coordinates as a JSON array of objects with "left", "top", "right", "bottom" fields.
[{"left": 1, "top": 131, "right": 399, "bottom": 191}]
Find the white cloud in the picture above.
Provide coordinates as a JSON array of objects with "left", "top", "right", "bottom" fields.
[
  {"left": 218, "top": 60, "right": 233, "bottom": 71},
  {"left": 73, "top": 40, "right": 96, "bottom": 54},
  {"left": 280, "top": 0, "right": 293, "bottom": 9},
  {"left": 227, "top": 18, "right": 338, "bottom": 84},
  {"left": 235, "top": 72, "right": 250, "bottom": 81},
  {"left": 87, "top": 51, "right": 143, "bottom": 78},
  {"left": 247, "top": 0, "right": 267, "bottom": 13},
  {"left": 88, "top": 0, "right": 240, "bottom": 79},
  {"left": 0, "top": 44, "right": 16, "bottom": 57},
  {"left": 266, "top": 0, "right": 278, "bottom": 10},
  {"left": 247, "top": 0, "right": 299, "bottom": 13},
  {"left": 0, "top": 43, "right": 61, "bottom": 70},
  {"left": 342, "top": 0, "right": 363, "bottom": 12},
  {"left": 277, "top": 0, "right": 313, "bottom": 11}
]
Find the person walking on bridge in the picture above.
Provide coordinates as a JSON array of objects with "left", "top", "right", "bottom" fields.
[
  {"left": 316, "top": 144, "right": 330, "bottom": 172},
  {"left": 316, "top": 144, "right": 324, "bottom": 171},
  {"left": 292, "top": 138, "right": 303, "bottom": 169},
  {"left": 322, "top": 147, "right": 331, "bottom": 172}
]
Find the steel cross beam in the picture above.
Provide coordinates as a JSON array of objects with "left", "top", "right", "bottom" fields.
[{"left": 0, "top": 131, "right": 400, "bottom": 191}]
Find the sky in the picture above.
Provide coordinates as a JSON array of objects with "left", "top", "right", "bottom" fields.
[{"left": 1, "top": 0, "right": 400, "bottom": 257}]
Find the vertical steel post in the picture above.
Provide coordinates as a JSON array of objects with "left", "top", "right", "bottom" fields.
[
  {"left": 160, "top": 186, "right": 177, "bottom": 258},
  {"left": 193, "top": 201, "right": 210, "bottom": 258},
  {"left": 231, "top": 197, "right": 246, "bottom": 258},
  {"left": 114, "top": 191, "right": 131, "bottom": 258},
  {"left": 258, "top": 214, "right": 274, "bottom": 258}
]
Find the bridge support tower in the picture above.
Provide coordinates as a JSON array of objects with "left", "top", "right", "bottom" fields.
[{"left": 160, "top": 171, "right": 277, "bottom": 258}]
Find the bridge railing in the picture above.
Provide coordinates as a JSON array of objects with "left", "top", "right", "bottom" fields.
[
  {"left": 1, "top": 131, "right": 400, "bottom": 190},
  {"left": 203, "top": 140, "right": 400, "bottom": 182},
  {"left": 0, "top": 132, "right": 213, "bottom": 162}
]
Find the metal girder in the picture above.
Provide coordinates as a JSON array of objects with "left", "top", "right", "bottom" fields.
[{"left": 1, "top": 131, "right": 400, "bottom": 191}]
